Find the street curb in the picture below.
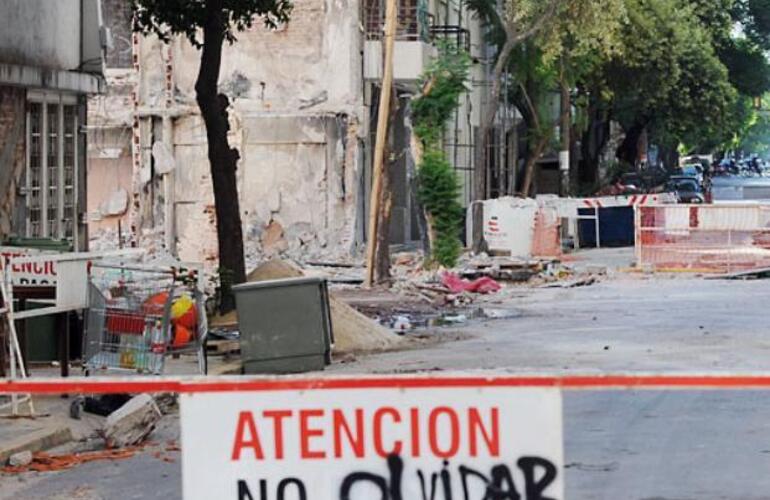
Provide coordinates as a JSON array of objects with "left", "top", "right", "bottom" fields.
[{"left": 0, "top": 426, "right": 73, "bottom": 464}]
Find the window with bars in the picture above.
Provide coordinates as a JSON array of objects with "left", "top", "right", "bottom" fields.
[
  {"left": 25, "top": 93, "right": 78, "bottom": 241},
  {"left": 364, "top": 0, "right": 433, "bottom": 41}
]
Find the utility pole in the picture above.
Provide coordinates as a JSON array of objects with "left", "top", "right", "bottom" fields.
[
  {"left": 559, "top": 60, "right": 570, "bottom": 197},
  {"left": 365, "top": 0, "right": 397, "bottom": 287}
]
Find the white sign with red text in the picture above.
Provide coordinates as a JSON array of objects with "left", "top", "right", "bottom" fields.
[
  {"left": 0, "top": 246, "right": 58, "bottom": 287},
  {"left": 180, "top": 379, "right": 564, "bottom": 500}
]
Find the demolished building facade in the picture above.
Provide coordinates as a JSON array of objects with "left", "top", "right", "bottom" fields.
[{"left": 88, "top": 0, "right": 487, "bottom": 270}]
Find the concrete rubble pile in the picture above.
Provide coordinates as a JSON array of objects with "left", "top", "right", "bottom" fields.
[
  {"left": 2, "top": 393, "right": 174, "bottom": 473},
  {"left": 280, "top": 248, "right": 599, "bottom": 336}
]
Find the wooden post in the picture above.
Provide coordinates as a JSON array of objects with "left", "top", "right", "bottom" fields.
[{"left": 365, "top": 0, "right": 398, "bottom": 287}]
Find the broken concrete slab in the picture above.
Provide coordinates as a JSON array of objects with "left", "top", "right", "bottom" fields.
[
  {"left": 0, "top": 425, "right": 73, "bottom": 464},
  {"left": 8, "top": 450, "right": 32, "bottom": 467},
  {"left": 102, "top": 394, "right": 162, "bottom": 449}
]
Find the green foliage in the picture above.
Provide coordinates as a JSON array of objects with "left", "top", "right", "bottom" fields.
[
  {"left": 604, "top": 0, "right": 739, "bottom": 152},
  {"left": 131, "top": 0, "right": 293, "bottom": 47},
  {"left": 736, "top": 95, "right": 770, "bottom": 155},
  {"left": 469, "top": 0, "right": 770, "bottom": 165},
  {"left": 719, "top": 38, "right": 770, "bottom": 97},
  {"left": 733, "top": 0, "right": 770, "bottom": 50},
  {"left": 411, "top": 44, "right": 470, "bottom": 267},
  {"left": 416, "top": 150, "right": 464, "bottom": 267},
  {"left": 411, "top": 45, "right": 471, "bottom": 145}
]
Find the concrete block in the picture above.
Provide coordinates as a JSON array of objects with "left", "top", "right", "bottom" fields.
[
  {"left": 8, "top": 450, "right": 32, "bottom": 467},
  {"left": 103, "top": 394, "right": 162, "bottom": 448}
]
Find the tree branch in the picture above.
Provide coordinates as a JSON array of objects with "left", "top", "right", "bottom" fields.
[{"left": 507, "top": 0, "right": 560, "bottom": 45}]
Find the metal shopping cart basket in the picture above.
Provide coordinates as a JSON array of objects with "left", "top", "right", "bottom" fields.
[{"left": 82, "top": 263, "right": 208, "bottom": 376}]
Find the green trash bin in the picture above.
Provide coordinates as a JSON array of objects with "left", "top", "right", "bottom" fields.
[
  {"left": 233, "top": 277, "right": 333, "bottom": 374},
  {"left": 4, "top": 237, "right": 72, "bottom": 252}
]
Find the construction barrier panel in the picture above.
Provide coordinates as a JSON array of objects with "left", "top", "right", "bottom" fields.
[
  {"left": 469, "top": 195, "right": 676, "bottom": 259},
  {"left": 635, "top": 204, "right": 770, "bottom": 272}
]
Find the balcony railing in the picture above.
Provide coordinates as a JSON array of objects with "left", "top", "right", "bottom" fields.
[
  {"left": 429, "top": 24, "right": 471, "bottom": 52},
  {"left": 364, "top": 0, "right": 434, "bottom": 42}
]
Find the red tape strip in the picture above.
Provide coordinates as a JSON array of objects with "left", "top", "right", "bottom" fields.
[{"left": 5, "top": 375, "right": 770, "bottom": 395}]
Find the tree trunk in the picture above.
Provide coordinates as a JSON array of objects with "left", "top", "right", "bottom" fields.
[
  {"left": 472, "top": 38, "right": 516, "bottom": 253},
  {"left": 196, "top": 2, "right": 246, "bottom": 313},
  {"left": 373, "top": 92, "right": 400, "bottom": 285},
  {"left": 521, "top": 136, "right": 549, "bottom": 197},
  {"left": 579, "top": 95, "right": 609, "bottom": 188},
  {"left": 658, "top": 143, "right": 679, "bottom": 171},
  {"left": 616, "top": 122, "right": 645, "bottom": 167},
  {"left": 374, "top": 171, "right": 393, "bottom": 284}
]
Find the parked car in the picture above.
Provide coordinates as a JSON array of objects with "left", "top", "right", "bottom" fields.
[
  {"left": 666, "top": 176, "right": 705, "bottom": 203},
  {"left": 679, "top": 164, "right": 704, "bottom": 185}
]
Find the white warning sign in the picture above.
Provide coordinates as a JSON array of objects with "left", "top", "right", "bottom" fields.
[{"left": 180, "top": 377, "right": 564, "bottom": 499}]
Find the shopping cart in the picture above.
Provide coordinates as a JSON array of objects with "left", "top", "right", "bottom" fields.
[{"left": 82, "top": 263, "right": 208, "bottom": 376}]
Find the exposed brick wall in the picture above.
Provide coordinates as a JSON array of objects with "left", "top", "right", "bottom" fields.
[{"left": 0, "top": 86, "right": 26, "bottom": 241}]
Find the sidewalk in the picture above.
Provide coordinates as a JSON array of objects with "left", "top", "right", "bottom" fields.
[{"left": 0, "top": 396, "right": 99, "bottom": 464}]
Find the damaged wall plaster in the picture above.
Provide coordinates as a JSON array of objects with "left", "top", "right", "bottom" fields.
[
  {"left": 0, "top": 86, "right": 26, "bottom": 240},
  {"left": 87, "top": 0, "right": 365, "bottom": 272}
]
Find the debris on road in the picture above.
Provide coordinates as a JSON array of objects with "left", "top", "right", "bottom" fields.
[
  {"left": 541, "top": 276, "right": 599, "bottom": 288},
  {"left": 1, "top": 449, "right": 139, "bottom": 474},
  {"left": 102, "top": 394, "right": 162, "bottom": 449},
  {"left": 458, "top": 254, "right": 546, "bottom": 283},
  {"left": 441, "top": 272, "right": 502, "bottom": 294}
]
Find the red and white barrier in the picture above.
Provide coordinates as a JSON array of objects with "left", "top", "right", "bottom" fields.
[
  {"left": 636, "top": 203, "right": 770, "bottom": 272},
  {"left": 467, "top": 194, "right": 676, "bottom": 258}
]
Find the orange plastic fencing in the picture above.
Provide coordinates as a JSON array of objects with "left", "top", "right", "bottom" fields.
[
  {"left": 531, "top": 207, "right": 562, "bottom": 259},
  {"left": 635, "top": 204, "right": 770, "bottom": 272}
]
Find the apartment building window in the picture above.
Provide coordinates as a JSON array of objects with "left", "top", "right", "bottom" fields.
[
  {"left": 364, "top": 0, "right": 432, "bottom": 41},
  {"left": 25, "top": 92, "right": 78, "bottom": 241}
]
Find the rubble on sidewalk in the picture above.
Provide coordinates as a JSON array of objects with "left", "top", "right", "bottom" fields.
[
  {"left": 102, "top": 394, "right": 162, "bottom": 449},
  {"left": 219, "top": 250, "right": 591, "bottom": 343},
  {"left": 0, "top": 425, "right": 73, "bottom": 465},
  {"left": 2, "top": 448, "right": 139, "bottom": 474},
  {"left": 457, "top": 253, "right": 548, "bottom": 282}
]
